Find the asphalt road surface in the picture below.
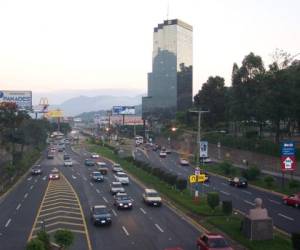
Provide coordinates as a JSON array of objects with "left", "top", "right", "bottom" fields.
[{"left": 134, "top": 145, "right": 300, "bottom": 235}]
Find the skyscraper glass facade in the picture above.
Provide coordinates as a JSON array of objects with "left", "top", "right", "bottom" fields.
[{"left": 142, "top": 19, "right": 193, "bottom": 121}]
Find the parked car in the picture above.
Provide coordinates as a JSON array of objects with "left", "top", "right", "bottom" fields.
[
  {"left": 90, "top": 205, "right": 112, "bottom": 225},
  {"left": 85, "top": 159, "right": 95, "bottom": 166},
  {"left": 283, "top": 193, "right": 300, "bottom": 207},
  {"left": 196, "top": 233, "right": 233, "bottom": 250},
  {"left": 90, "top": 171, "right": 104, "bottom": 182},
  {"left": 110, "top": 182, "right": 125, "bottom": 195},
  {"left": 143, "top": 188, "right": 162, "bottom": 206},
  {"left": 64, "top": 159, "right": 73, "bottom": 167},
  {"left": 179, "top": 158, "right": 189, "bottom": 166},
  {"left": 49, "top": 168, "right": 60, "bottom": 180},
  {"left": 114, "top": 193, "right": 133, "bottom": 209},
  {"left": 114, "top": 172, "right": 129, "bottom": 185},
  {"left": 31, "top": 165, "right": 42, "bottom": 175},
  {"left": 229, "top": 177, "right": 248, "bottom": 188}
]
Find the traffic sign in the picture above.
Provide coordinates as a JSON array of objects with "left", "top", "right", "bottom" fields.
[
  {"left": 189, "top": 175, "right": 197, "bottom": 183},
  {"left": 195, "top": 167, "right": 200, "bottom": 176},
  {"left": 200, "top": 141, "right": 208, "bottom": 158},
  {"left": 280, "top": 141, "right": 296, "bottom": 172},
  {"left": 197, "top": 174, "right": 206, "bottom": 183},
  {"left": 189, "top": 174, "right": 206, "bottom": 183}
]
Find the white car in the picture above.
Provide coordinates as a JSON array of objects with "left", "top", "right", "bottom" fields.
[
  {"left": 110, "top": 182, "right": 125, "bottom": 195},
  {"left": 159, "top": 151, "right": 167, "bottom": 158},
  {"left": 114, "top": 172, "right": 129, "bottom": 185},
  {"left": 179, "top": 158, "right": 189, "bottom": 166},
  {"left": 143, "top": 189, "right": 162, "bottom": 206},
  {"left": 64, "top": 160, "right": 73, "bottom": 166},
  {"left": 96, "top": 161, "right": 107, "bottom": 167},
  {"left": 112, "top": 164, "right": 123, "bottom": 172},
  {"left": 91, "top": 153, "right": 100, "bottom": 159}
]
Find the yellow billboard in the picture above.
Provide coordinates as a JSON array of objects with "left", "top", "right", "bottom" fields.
[{"left": 46, "top": 109, "right": 64, "bottom": 118}]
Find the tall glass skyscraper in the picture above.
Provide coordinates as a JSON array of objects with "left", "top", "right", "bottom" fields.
[{"left": 142, "top": 19, "right": 193, "bottom": 121}]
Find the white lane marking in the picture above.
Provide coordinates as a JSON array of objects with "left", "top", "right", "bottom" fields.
[
  {"left": 221, "top": 182, "right": 227, "bottom": 186},
  {"left": 24, "top": 193, "right": 28, "bottom": 199},
  {"left": 278, "top": 213, "right": 294, "bottom": 221},
  {"left": 27, "top": 177, "right": 32, "bottom": 181},
  {"left": 42, "top": 176, "right": 47, "bottom": 181},
  {"left": 103, "top": 197, "right": 108, "bottom": 203},
  {"left": 96, "top": 189, "right": 100, "bottom": 194},
  {"left": 72, "top": 175, "right": 77, "bottom": 179},
  {"left": 269, "top": 199, "right": 281, "bottom": 205},
  {"left": 90, "top": 182, "right": 94, "bottom": 186},
  {"left": 5, "top": 219, "right": 11, "bottom": 227},
  {"left": 83, "top": 177, "right": 87, "bottom": 181},
  {"left": 16, "top": 204, "right": 21, "bottom": 210},
  {"left": 243, "top": 200, "right": 255, "bottom": 206},
  {"left": 155, "top": 223, "right": 164, "bottom": 233},
  {"left": 139, "top": 208, "right": 147, "bottom": 214},
  {"left": 242, "top": 190, "right": 252, "bottom": 195},
  {"left": 122, "top": 226, "right": 130, "bottom": 236},
  {"left": 30, "top": 185, "right": 34, "bottom": 190},
  {"left": 112, "top": 209, "right": 117, "bottom": 216},
  {"left": 220, "top": 190, "right": 230, "bottom": 196}
]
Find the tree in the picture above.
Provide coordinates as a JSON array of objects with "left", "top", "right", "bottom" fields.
[
  {"left": 207, "top": 192, "right": 220, "bottom": 211},
  {"left": 37, "top": 231, "right": 51, "bottom": 250},
  {"left": 26, "top": 238, "right": 45, "bottom": 250},
  {"left": 54, "top": 229, "right": 74, "bottom": 249}
]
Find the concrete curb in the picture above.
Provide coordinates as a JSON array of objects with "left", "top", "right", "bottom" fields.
[{"left": 0, "top": 154, "right": 43, "bottom": 204}]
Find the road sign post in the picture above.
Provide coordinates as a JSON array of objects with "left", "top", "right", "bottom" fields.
[{"left": 280, "top": 141, "right": 297, "bottom": 187}]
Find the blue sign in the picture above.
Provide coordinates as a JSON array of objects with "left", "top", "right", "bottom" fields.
[
  {"left": 281, "top": 141, "right": 296, "bottom": 156},
  {"left": 112, "top": 106, "right": 135, "bottom": 115}
]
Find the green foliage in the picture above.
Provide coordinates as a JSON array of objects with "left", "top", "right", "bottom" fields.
[
  {"left": 36, "top": 231, "right": 50, "bottom": 250},
  {"left": 291, "top": 233, "right": 300, "bottom": 250},
  {"left": 175, "top": 178, "right": 187, "bottom": 191},
  {"left": 219, "top": 161, "right": 234, "bottom": 175},
  {"left": 289, "top": 180, "right": 300, "bottom": 189},
  {"left": 207, "top": 192, "right": 220, "bottom": 210},
  {"left": 222, "top": 200, "right": 233, "bottom": 216},
  {"left": 26, "top": 239, "right": 45, "bottom": 250},
  {"left": 54, "top": 229, "right": 74, "bottom": 249},
  {"left": 264, "top": 176, "right": 274, "bottom": 187},
  {"left": 242, "top": 166, "right": 261, "bottom": 181}
]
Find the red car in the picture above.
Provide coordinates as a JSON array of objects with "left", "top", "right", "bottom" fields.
[
  {"left": 49, "top": 168, "right": 60, "bottom": 180},
  {"left": 196, "top": 233, "right": 233, "bottom": 250},
  {"left": 283, "top": 193, "right": 300, "bottom": 208}
]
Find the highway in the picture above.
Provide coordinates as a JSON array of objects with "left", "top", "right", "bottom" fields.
[
  {"left": 134, "top": 145, "right": 300, "bottom": 235},
  {"left": 0, "top": 143, "right": 203, "bottom": 250}
]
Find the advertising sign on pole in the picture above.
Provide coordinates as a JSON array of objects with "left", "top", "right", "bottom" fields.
[
  {"left": 112, "top": 106, "right": 135, "bottom": 115},
  {"left": 280, "top": 141, "right": 296, "bottom": 172},
  {"left": 200, "top": 141, "right": 208, "bottom": 158},
  {"left": 0, "top": 90, "right": 32, "bottom": 110}
]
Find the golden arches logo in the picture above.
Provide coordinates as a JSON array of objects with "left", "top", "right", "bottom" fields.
[{"left": 39, "top": 97, "right": 49, "bottom": 106}]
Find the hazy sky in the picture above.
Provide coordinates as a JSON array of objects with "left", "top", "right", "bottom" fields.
[{"left": 0, "top": 0, "right": 299, "bottom": 95}]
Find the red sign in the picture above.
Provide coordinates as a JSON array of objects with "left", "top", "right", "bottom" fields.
[{"left": 281, "top": 156, "right": 296, "bottom": 172}]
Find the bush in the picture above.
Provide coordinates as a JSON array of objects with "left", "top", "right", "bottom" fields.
[
  {"left": 289, "top": 180, "right": 300, "bottom": 189},
  {"left": 37, "top": 231, "right": 50, "bottom": 250},
  {"left": 26, "top": 239, "right": 45, "bottom": 250},
  {"left": 222, "top": 200, "right": 232, "bottom": 215},
  {"left": 291, "top": 233, "right": 300, "bottom": 250},
  {"left": 264, "top": 176, "right": 274, "bottom": 187},
  {"left": 176, "top": 178, "right": 187, "bottom": 191},
  {"left": 242, "top": 166, "right": 261, "bottom": 181},
  {"left": 219, "top": 162, "right": 233, "bottom": 175},
  {"left": 207, "top": 192, "right": 220, "bottom": 211},
  {"left": 167, "top": 173, "right": 178, "bottom": 186},
  {"left": 54, "top": 229, "right": 74, "bottom": 249}
]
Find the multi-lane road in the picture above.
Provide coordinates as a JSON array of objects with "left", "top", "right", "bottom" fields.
[
  {"left": 134, "top": 145, "right": 300, "bottom": 234},
  {"left": 0, "top": 143, "right": 203, "bottom": 250}
]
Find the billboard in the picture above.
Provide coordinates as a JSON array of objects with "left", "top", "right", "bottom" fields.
[
  {"left": 46, "top": 109, "right": 64, "bottom": 118},
  {"left": 0, "top": 90, "right": 32, "bottom": 110},
  {"left": 112, "top": 106, "right": 135, "bottom": 115},
  {"left": 280, "top": 141, "right": 296, "bottom": 172}
]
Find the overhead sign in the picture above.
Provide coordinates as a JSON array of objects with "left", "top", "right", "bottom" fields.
[
  {"left": 280, "top": 141, "right": 296, "bottom": 172},
  {"left": 112, "top": 106, "right": 135, "bottom": 115},
  {"left": 200, "top": 141, "right": 208, "bottom": 158},
  {"left": 0, "top": 90, "right": 32, "bottom": 110}
]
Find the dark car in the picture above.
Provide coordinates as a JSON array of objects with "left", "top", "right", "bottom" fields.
[
  {"left": 63, "top": 154, "right": 70, "bottom": 160},
  {"left": 90, "top": 171, "right": 104, "bottom": 182},
  {"left": 90, "top": 205, "right": 112, "bottom": 225},
  {"left": 229, "top": 177, "right": 248, "bottom": 187},
  {"left": 196, "top": 233, "right": 233, "bottom": 250},
  {"left": 31, "top": 165, "right": 42, "bottom": 175},
  {"left": 85, "top": 159, "right": 95, "bottom": 166},
  {"left": 114, "top": 193, "right": 133, "bottom": 209}
]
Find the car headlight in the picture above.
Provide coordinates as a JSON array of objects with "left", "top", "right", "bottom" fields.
[
  {"left": 119, "top": 203, "right": 123, "bottom": 206},
  {"left": 128, "top": 203, "right": 132, "bottom": 206}
]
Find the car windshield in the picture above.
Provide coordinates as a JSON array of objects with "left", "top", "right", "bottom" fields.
[
  {"left": 208, "top": 238, "right": 229, "bottom": 248},
  {"left": 147, "top": 192, "right": 159, "bottom": 197},
  {"left": 117, "top": 196, "right": 130, "bottom": 201},
  {"left": 94, "top": 207, "right": 108, "bottom": 214},
  {"left": 117, "top": 173, "right": 127, "bottom": 177},
  {"left": 112, "top": 183, "right": 122, "bottom": 188},
  {"left": 93, "top": 172, "right": 101, "bottom": 177}
]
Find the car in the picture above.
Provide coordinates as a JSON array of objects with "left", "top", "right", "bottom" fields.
[
  {"left": 97, "top": 166, "right": 108, "bottom": 175},
  {"left": 112, "top": 164, "right": 123, "bottom": 172},
  {"left": 91, "top": 152, "right": 100, "bottom": 158},
  {"left": 159, "top": 151, "right": 167, "bottom": 158},
  {"left": 114, "top": 193, "right": 133, "bottom": 209},
  {"left": 152, "top": 144, "right": 159, "bottom": 151},
  {"left": 200, "top": 157, "right": 212, "bottom": 164},
  {"left": 229, "top": 177, "right": 248, "bottom": 187},
  {"left": 110, "top": 182, "right": 125, "bottom": 195},
  {"left": 49, "top": 168, "right": 60, "bottom": 180},
  {"left": 85, "top": 159, "right": 95, "bottom": 166},
  {"left": 63, "top": 154, "right": 70, "bottom": 160},
  {"left": 179, "top": 158, "right": 189, "bottom": 166},
  {"left": 196, "top": 233, "right": 233, "bottom": 250},
  {"left": 114, "top": 172, "right": 129, "bottom": 185},
  {"left": 90, "top": 205, "right": 112, "bottom": 225},
  {"left": 31, "top": 165, "right": 42, "bottom": 175},
  {"left": 165, "top": 148, "right": 172, "bottom": 154},
  {"left": 96, "top": 161, "right": 107, "bottom": 167},
  {"left": 283, "top": 193, "right": 300, "bottom": 207},
  {"left": 90, "top": 171, "right": 104, "bottom": 182},
  {"left": 47, "top": 153, "right": 54, "bottom": 159},
  {"left": 143, "top": 188, "right": 162, "bottom": 206},
  {"left": 64, "top": 159, "right": 73, "bottom": 167}
]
